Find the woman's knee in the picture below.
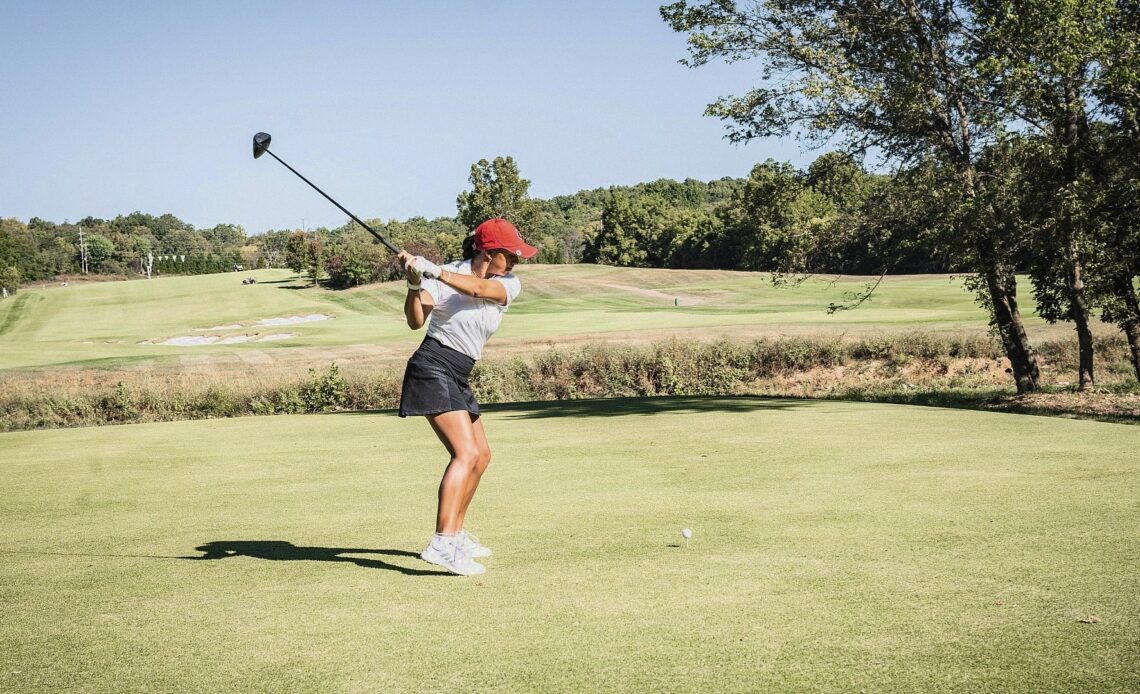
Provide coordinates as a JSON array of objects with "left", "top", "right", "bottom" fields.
[
  {"left": 476, "top": 447, "right": 492, "bottom": 473},
  {"left": 451, "top": 444, "right": 482, "bottom": 469}
]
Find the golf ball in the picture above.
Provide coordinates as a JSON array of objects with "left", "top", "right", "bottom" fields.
[{"left": 681, "top": 528, "right": 692, "bottom": 539}]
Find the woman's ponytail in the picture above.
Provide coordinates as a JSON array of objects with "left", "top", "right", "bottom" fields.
[{"left": 462, "top": 234, "right": 477, "bottom": 261}]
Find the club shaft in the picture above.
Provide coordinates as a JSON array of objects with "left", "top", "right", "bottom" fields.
[{"left": 263, "top": 149, "right": 401, "bottom": 255}]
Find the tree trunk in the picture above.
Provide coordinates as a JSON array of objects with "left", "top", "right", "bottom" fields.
[
  {"left": 1123, "top": 318, "right": 1140, "bottom": 384},
  {"left": 961, "top": 157, "right": 1042, "bottom": 394},
  {"left": 1116, "top": 276, "right": 1140, "bottom": 382},
  {"left": 1066, "top": 250, "right": 1096, "bottom": 389},
  {"left": 1059, "top": 81, "right": 1095, "bottom": 389},
  {"left": 978, "top": 237, "right": 1041, "bottom": 393}
]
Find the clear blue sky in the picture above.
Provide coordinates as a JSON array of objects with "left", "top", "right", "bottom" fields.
[{"left": 1, "top": 1, "right": 812, "bottom": 234}]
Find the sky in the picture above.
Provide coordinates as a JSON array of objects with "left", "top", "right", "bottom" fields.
[{"left": 0, "top": 1, "right": 814, "bottom": 234}]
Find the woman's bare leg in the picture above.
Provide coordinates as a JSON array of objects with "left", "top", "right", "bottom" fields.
[
  {"left": 426, "top": 411, "right": 487, "bottom": 534},
  {"left": 456, "top": 417, "right": 491, "bottom": 530}
]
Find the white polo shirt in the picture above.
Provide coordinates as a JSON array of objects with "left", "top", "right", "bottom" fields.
[{"left": 422, "top": 260, "right": 522, "bottom": 360}]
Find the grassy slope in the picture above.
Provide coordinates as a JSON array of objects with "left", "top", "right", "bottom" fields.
[
  {"left": 0, "top": 267, "right": 1022, "bottom": 373},
  {"left": 1, "top": 398, "right": 1137, "bottom": 692}
]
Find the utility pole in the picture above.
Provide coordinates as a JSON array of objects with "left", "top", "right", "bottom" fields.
[{"left": 79, "top": 226, "right": 89, "bottom": 274}]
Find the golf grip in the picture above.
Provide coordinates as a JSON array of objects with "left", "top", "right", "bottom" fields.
[{"left": 263, "top": 150, "right": 401, "bottom": 255}]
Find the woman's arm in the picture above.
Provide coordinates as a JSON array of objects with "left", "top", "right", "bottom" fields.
[
  {"left": 436, "top": 268, "right": 508, "bottom": 305},
  {"left": 404, "top": 285, "right": 434, "bottom": 329},
  {"left": 398, "top": 251, "right": 434, "bottom": 329}
]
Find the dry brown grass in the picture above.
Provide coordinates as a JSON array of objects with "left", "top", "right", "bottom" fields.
[{"left": 2, "top": 332, "right": 1136, "bottom": 431}]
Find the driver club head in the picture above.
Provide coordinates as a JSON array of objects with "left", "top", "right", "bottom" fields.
[{"left": 253, "top": 132, "right": 272, "bottom": 159}]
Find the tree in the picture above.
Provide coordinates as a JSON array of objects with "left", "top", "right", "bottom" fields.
[
  {"left": 1093, "top": 2, "right": 1140, "bottom": 381},
  {"left": 1094, "top": 126, "right": 1140, "bottom": 381},
  {"left": 807, "top": 152, "right": 876, "bottom": 214},
  {"left": 662, "top": 0, "right": 1043, "bottom": 392},
  {"left": 306, "top": 238, "right": 324, "bottom": 286},
  {"left": 255, "top": 230, "right": 291, "bottom": 269},
  {"left": 974, "top": 0, "right": 1118, "bottom": 389},
  {"left": 0, "top": 265, "right": 19, "bottom": 295},
  {"left": 717, "top": 160, "right": 835, "bottom": 272},
  {"left": 456, "top": 156, "right": 540, "bottom": 235},
  {"left": 585, "top": 193, "right": 649, "bottom": 267},
  {"left": 85, "top": 234, "right": 115, "bottom": 270},
  {"left": 324, "top": 238, "right": 386, "bottom": 288},
  {"left": 0, "top": 219, "right": 22, "bottom": 271},
  {"left": 205, "top": 223, "right": 246, "bottom": 247},
  {"left": 285, "top": 231, "right": 309, "bottom": 275}
]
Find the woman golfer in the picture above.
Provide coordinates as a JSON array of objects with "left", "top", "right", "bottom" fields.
[{"left": 397, "top": 218, "right": 537, "bottom": 576}]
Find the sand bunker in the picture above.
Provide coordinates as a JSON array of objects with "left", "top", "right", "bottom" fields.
[
  {"left": 162, "top": 336, "right": 220, "bottom": 346},
  {"left": 256, "top": 314, "right": 331, "bottom": 326},
  {"left": 152, "top": 314, "right": 327, "bottom": 346},
  {"left": 158, "top": 333, "right": 296, "bottom": 346},
  {"left": 187, "top": 314, "right": 330, "bottom": 331}
]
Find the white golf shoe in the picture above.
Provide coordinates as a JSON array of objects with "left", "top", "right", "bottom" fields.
[
  {"left": 420, "top": 534, "right": 485, "bottom": 576},
  {"left": 458, "top": 530, "right": 492, "bottom": 558}
]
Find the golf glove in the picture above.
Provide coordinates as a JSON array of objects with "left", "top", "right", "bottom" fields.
[{"left": 412, "top": 256, "right": 443, "bottom": 280}]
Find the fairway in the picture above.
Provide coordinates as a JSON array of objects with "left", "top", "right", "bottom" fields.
[
  {"left": 2, "top": 400, "right": 1137, "bottom": 691},
  {"left": 0, "top": 266, "right": 1067, "bottom": 375}
]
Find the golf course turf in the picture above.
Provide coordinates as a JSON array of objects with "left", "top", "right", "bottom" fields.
[
  {"left": 0, "top": 267, "right": 1055, "bottom": 373},
  {"left": 2, "top": 397, "right": 1137, "bottom": 691}
]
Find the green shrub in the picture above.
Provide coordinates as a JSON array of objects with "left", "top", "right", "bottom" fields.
[
  {"left": 299, "top": 364, "right": 347, "bottom": 413},
  {"left": 1, "top": 333, "right": 1134, "bottom": 431},
  {"left": 100, "top": 383, "right": 137, "bottom": 422}
]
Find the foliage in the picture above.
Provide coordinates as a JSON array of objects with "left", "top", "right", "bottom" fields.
[
  {"left": 10, "top": 332, "right": 1139, "bottom": 431},
  {"left": 285, "top": 231, "right": 309, "bottom": 274},
  {"left": 85, "top": 234, "right": 115, "bottom": 270},
  {"left": 300, "top": 364, "right": 347, "bottom": 412},
  {"left": 456, "top": 156, "right": 539, "bottom": 233},
  {"left": 660, "top": 0, "right": 1048, "bottom": 391},
  {"left": 306, "top": 238, "right": 324, "bottom": 286},
  {"left": 0, "top": 265, "right": 19, "bottom": 294}
]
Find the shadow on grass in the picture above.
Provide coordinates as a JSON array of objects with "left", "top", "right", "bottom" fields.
[
  {"left": 338, "top": 392, "right": 1137, "bottom": 424},
  {"left": 183, "top": 540, "right": 451, "bottom": 576},
  {"left": 829, "top": 390, "right": 1140, "bottom": 425},
  {"left": 486, "top": 395, "right": 814, "bottom": 419},
  {"left": 338, "top": 395, "right": 816, "bottom": 420}
]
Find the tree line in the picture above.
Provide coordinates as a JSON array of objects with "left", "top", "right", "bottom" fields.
[
  {"left": 3, "top": 0, "right": 1136, "bottom": 392},
  {"left": 0, "top": 213, "right": 246, "bottom": 287},
  {"left": 661, "top": 0, "right": 1140, "bottom": 391},
  {"left": 2, "top": 138, "right": 1135, "bottom": 390}
]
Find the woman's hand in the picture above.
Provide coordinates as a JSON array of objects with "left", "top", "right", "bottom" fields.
[
  {"left": 397, "top": 251, "right": 422, "bottom": 284},
  {"left": 412, "top": 256, "right": 443, "bottom": 280}
]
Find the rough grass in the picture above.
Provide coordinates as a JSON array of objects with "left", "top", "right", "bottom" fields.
[
  {"left": 2, "top": 333, "right": 1136, "bottom": 431},
  {"left": 0, "top": 293, "right": 37, "bottom": 337},
  {"left": 1, "top": 399, "right": 1137, "bottom": 692},
  {"left": 2, "top": 268, "right": 1136, "bottom": 429}
]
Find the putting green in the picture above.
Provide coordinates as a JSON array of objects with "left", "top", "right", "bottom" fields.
[{"left": 1, "top": 399, "right": 1137, "bottom": 691}]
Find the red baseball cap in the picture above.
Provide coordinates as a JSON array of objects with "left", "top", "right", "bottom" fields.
[{"left": 473, "top": 218, "right": 538, "bottom": 259}]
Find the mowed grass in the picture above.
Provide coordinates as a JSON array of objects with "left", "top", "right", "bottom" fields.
[
  {"left": 1, "top": 398, "right": 1137, "bottom": 692},
  {"left": 0, "top": 266, "right": 1028, "bottom": 372}
]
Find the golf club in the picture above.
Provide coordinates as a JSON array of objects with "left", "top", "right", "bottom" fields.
[{"left": 252, "top": 132, "right": 402, "bottom": 256}]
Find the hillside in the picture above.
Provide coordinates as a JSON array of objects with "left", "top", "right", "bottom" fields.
[{"left": 0, "top": 265, "right": 1093, "bottom": 380}]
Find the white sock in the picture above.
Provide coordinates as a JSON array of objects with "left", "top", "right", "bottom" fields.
[{"left": 432, "top": 532, "right": 457, "bottom": 547}]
